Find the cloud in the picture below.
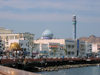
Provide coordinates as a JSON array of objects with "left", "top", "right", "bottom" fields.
[
  {"left": 0, "top": 11, "right": 72, "bottom": 22},
  {"left": 0, "top": 0, "right": 99, "bottom": 11},
  {"left": 0, "top": 11, "right": 99, "bottom": 24},
  {"left": 0, "top": 0, "right": 100, "bottom": 23}
]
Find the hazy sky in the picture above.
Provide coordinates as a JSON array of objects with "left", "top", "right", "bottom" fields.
[{"left": 0, "top": 0, "right": 100, "bottom": 39}]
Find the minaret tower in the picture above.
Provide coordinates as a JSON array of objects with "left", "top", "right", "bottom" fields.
[{"left": 72, "top": 15, "right": 77, "bottom": 39}]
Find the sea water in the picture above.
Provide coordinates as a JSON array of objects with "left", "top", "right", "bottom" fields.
[{"left": 38, "top": 66, "right": 100, "bottom": 75}]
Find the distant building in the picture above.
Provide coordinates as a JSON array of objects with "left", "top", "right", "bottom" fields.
[
  {"left": 85, "top": 42, "right": 92, "bottom": 56},
  {"left": 66, "top": 39, "right": 86, "bottom": 57},
  {"left": 79, "top": 35, "right": 100, "bottom": 54},
  {"left": 78, "top": 40, "right": 86, "bottom": 57},
  {"left": 65, "top": 39, "right": 77, "bottom": 57},
  {"left": 0, "top": 27, "right": 13, "bottom": 34},
  {"left": 92, "top": 43, "right": 100, "bottom": 53},
  {"left": 34, "top": 39, "right": 86, "bottom": 58},
  {"left": 0, "top": 37, "right": 5, "bottom": 54},
  {"left": 0, "top": 32, "right": 34, "bottom": 53},
  {"left": 0, "top": 27, "right": 34, "bottom": 55},
  {"left": 79, "top": 35, "right": 100, "bottom": 43},
  {"left": 34, "top": 39, "right": 66, "bottom": 57},
  {"left": 8, "top": 39, "right": 30, "bottom": 52},
  {"left": 34, "top": 29, "right": 86, "bottom": 57}
]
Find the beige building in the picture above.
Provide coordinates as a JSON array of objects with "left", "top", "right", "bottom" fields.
[
  {"left": 34, "top": 39, "right": 65, "bottom": 45},
  {"left": 0, "top": 32, "right": 34, "bottom": 52},
  {"left": 79, "top": 35, "right": 100, "bottom": 54},
  {"left": 33, "top": 29, "right": 86, "bottom": 57},
  {"left": 34, "top": 39, "right": 86, "bottom": 57},
  {"left": 92, "top": 43, "right": 100, "bottom": 53},
  {"left": 0, "top": 27, "right": 13, "bottom": 34},
  {"left": 34, "top": 39, "right": 66, "bottom": 57}
]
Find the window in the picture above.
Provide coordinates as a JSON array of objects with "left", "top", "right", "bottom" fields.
[
  {"left": 72, "top": 45, "right": 74, "bottom": 49},
  {"left": 6, "top": 42, "right": 8, "bottom": 45},
  {"left": 68, "top": 52, "right": 70, "bottom": 55},
  {"left": 15, "top": 36, "right": 19, "bottom": 39},
  {"left": 68, "top": 45, "right": 71, "bottom": 48},
  {"left": 20, "top": 43, "right": 23, "bottom": 46},
  {"left": 26, "top": 43, "right": 29, "bottom": 47},
  {"left": 98, "top": 48, "right": 100, "bottom": 50},
  {"left": 24, "top": 48, "right": 26, "bottom": 51},
  {"left": 10, "top": 36, "right": 14, "bottom": 39},
  {"left": 2, "top": 44, "right": 3, "bottom": 46},
  {"left": 72, "top": 52, "right": 74, "bottom": 55}
]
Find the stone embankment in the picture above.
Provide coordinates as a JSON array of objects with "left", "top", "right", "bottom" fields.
[
  {"left": 1, "top": 58, "right": 100, "bottom": 72},
  {"left": 37, "top": 64, "right": 100, "bottom": 72}
]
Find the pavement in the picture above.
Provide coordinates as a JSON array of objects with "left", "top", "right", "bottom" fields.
[{"left": 0, "top": 65, "right": 41, "bottom": 75}]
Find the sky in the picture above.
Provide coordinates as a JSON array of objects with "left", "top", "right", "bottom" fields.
[{"left": 0, "top": 0, "right": 100, "bottom": 39}]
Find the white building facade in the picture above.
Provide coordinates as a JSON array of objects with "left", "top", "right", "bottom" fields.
[
  {"left": 65, "top": 40, "right": 77, "bottom": 57},
  {"left": 78, "top": 40, "right": 86, "bottom": 57},
  {"left": 85, "top": 42, "right": 92, "bottom": 57},
  {"left": 65, "top": 39, "right": 86, "bottom": 58},
  {"left": 0, "top": 37, "right": 5, "bottom": 54},
  {"left": 0, "top": 32, "right": 34, "bottom": 55},
  {"left": 34, "top": 39, "right": 65, "bottom": 57},
  {"left": 34, "top": 39, "right": 86, "bottom": 58},
  {"left": 34, "top": 29, "right": 86, "bottom": 58},
  {"left": 92, "top": 43, "right": 99, "bottom": 53}
]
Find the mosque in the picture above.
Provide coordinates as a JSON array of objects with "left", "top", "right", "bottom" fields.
[
  {"left": 34, "top": 29, "right": 66, "bottom": 57},
  {"left": 41, "top": 29, "right": 54, "bottom": 39},
  {"left": 34, "top": 29, "right": 86, "bottom": 58}
]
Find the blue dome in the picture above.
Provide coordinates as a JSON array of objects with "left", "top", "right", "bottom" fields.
[{"left": 42, "top": 29, "right": 53, "bottom": 39}]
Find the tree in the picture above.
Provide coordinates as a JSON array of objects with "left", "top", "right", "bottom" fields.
[{"left": 64, "top": 48, "right": 67, "bottom": 55}]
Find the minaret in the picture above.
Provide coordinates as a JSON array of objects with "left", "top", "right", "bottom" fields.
[{"left": 72, "top": 15, "right": 77, "bottom": 39}]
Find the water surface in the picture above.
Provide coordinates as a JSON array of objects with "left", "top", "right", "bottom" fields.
[{"left": 38, "top": 66, "right": 100, "bottom": 75}]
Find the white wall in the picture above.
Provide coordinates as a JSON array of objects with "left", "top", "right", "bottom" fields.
[
  {"left": 85, "top": 42, "right": 92, "bottom": 54},
  {"left": 92, "top": 43, "right": 98, "bottom": 53},
  {"left": 65, "top": 40, "right": 77, "bottom": 57}
]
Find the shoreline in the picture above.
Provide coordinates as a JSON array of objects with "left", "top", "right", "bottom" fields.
[
  {"left": 37, "top": 63, "right": 100, "bottom": 72},
  {"left": 1, "top": 58, "right": 100, "bottom": 72}
]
